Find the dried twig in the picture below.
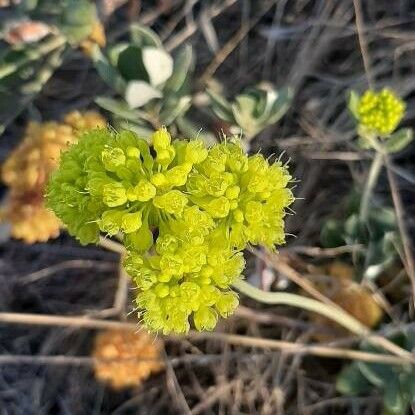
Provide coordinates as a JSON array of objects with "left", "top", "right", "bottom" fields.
[
  {"left": 19, "top": 260, "right": 116, "bottom": 285},
  {"left": 0, "top": 311, "right": 412, "bottom": 365},
  {"left": 384, "top": 154, "right": 415, "bottom": 309}
]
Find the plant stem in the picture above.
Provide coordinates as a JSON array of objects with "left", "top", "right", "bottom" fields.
[
  {"left": 233, "top": 280, "right": 369, "bottom": 336},
  {"left": 233, "top": 279, "right": 414, "bottom": 361},
  {"left": 359, "top": 150, "right": 384, "bottom": 222}
]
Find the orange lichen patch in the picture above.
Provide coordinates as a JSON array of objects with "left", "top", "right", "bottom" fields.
[
  {"left": 92, "top": 329, "right": 164, "bottom": 389},
  {"left": 1, "top": 111, "right": 106, "bottom": 243},
  {"left": 79, "top": 21, "right": 106, "bottom": 57}
]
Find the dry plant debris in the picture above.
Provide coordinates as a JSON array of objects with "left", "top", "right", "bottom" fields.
[{"left": 308, "top": 261, "right": 383, "bottom": 340}]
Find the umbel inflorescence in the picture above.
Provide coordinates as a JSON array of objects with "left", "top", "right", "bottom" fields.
[
  {"left": 47, "top": 127, "right": 294, "bottom": 334},
  {"left": 355, "top": 88, "right": 405, "bottom": 137}
]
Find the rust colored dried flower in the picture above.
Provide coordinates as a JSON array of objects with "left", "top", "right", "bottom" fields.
[
  {"left": 1, "top": 111, "right": 106, "bottom": 243},
  {"left": 92, "top": 329, "right": 164, "bottom": 389},
  {"left": 1, "top": 194, "right": 60, "bottom": 243}
]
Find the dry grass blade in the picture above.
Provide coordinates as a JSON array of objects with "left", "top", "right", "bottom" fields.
[
  {"left": 384, "top": 155, "right": 415, "bottom": 309},
  {"left": 0, "top": 311, "right": 412, "bottom": 365},
  {"left": 19, "top": 260, "right": 116, "bottom": 285}
]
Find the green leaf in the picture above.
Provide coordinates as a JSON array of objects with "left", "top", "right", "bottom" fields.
[
  {"left": 320, "top": 219, "right": 345, "bottom": 248},
  {"left": 232, "top": 94, "right": 257, "bottom": 130},
  {"left": 95, "top": 96, "right": 146, "bottom": 123},
  {"left": 383, "top": 376, "right": 408, "bottom": 415},
  {"left": 266, "top": 86, "right": 293, "bottom": 125},
  {"left": 348, "top": 90, "right": 360, "bottom": 119},
  {"left": 91, "top": 47, "right": 126, "bottom": 94},
  {"left": 142, "top": 47, "right": 173, "bottom": 86},
  {"left": 130, "top": 24, "right": 162, "bottom": 48},
  {"left": 336, "top": 363, "right": 372, "bottom": 396},
  {"left": 114, "top": 119, "right": 153, "bottom": 139},
  {"left": 385, "top": 128, "right": 413, "bottom": 153},
  {"left": 117, "top": 46, "right": 149, "bottom": 82},
  {"left": 175, "top": 116, "right": 217, "bottom": 146},
  {"left": 124, "top": 80, "right": 162, "bottom": 108},
  {"left": 160, "top": 95, "right": 191, "bottom": 125},
  {"left": 206, "top": 88, "right": 234, "bottom": 123},
  {"left": 164, "top": 45, "right": 193, "bottom": 94},
  {"left": 108, "top": 43, "right": 129, "bottom": 67},
  {"left": 357, "top": 361, "right": 395, "bottom": 388}
]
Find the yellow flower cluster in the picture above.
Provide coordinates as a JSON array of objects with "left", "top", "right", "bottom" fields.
[
  {"left": 92, "top": 329, "right": 163, "bottom": 389},
  {"left": 47, "top": 127, "right": 294, "bottom": 333},
  {"left": 357, "top": 88, "right": 405, "bottom": 136},
  {"left": 1, "top": 111, "right": 106, "bottom": 243}
]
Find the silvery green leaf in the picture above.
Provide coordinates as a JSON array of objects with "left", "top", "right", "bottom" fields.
[
  {"left": 95, "top": 96, "right": 146, "bottom": 124},
  {"left": 357, "top": 361, "right": 395, "bottom": 388},
  {"left": 385, "top": 128, "right": 413, "bottom": 153},
  {"left": 348, "top": 90, "right": 360, "bottom": 119},
  {"left": 117, "top": 46, "right": 149, "bottom": 82},
  {"left": 175, "top": 116, "right": 217, "bottom": 145},
  {"left": 160, "top": 95, "right": 191, "bottom": 125},
  {"left": 336, "top": 363, "right": 372, "bottom": 396},
  {"left": 357, "top": 124, "right": 377, "bottom": 148},
  {"left": 115, "top": 119, "right": 154, "bottom": 140},
  {"left": 130, "top": 23, "right": 162, "bottom": 48},
  {"left": 164, "top": 45, "right": 193, "bottom": 94},
  {"left": 108, "top": 43, "right": 129, "bottom": 67},
  {"left": 142, "top": 47, "right": 173, "bottom": 86},
  {"left": 206, "top": 88, "right": 234, "bottom": 123},
  {"left": 91, "top": 47, "right": 126, "bottom": 93},
  {"left": 232, "top": 94, "right": 260, "bottom": 136},
  {"left": 124, "top": 80, "right": 162, "bottom": 108},
  {"left": 266, "top": 86, "right": 293, "bottom": 125},
  {"left": 251, "top": 88, "right": 271, "bottom": 120},
  {"left": 384, "top": 379, "right": 407, "bottom": 415}
]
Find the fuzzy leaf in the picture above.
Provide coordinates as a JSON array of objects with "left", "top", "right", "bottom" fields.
[
  {"left": 232, "top": 94, "right": 258, "bottom": 135},
  {"left": 107, "top": 43, "right": 129, "bottom": 67},
  {"left": 130, "top": 24, "right": 162, "bottom": 48},
  {"left": 160, "top": 95, "right": 191, "bottom": 125},
  {"left": 320, "top": 219, "right": 345, "bottom": 248},
  {"left": 95, "top": 97, "right": 145, "bottom": 124},
  {"left": 357, "top": 361, "right": 395, "bottom": 388},
  {"left": 336, "top": 363, "right": 372, "bottom": 395},
  {"left": 164, "top": 45, "right": 193, "bottom": 94},
  {"left": 142, "top": 47, "right": 173, "bottom": 86},
  {"left": 206, "top": 88, "right": 234, "bottom": 123},
  {"left": 383, "top": 376, "right": 407, "bottom": 415},
  {"left": 117, "top": 46, "right": 149, "bottom": 82},
  {"left": 91, "top": 47, "right": 126, "bottom": 93},
  {"left": 385, "top": 128, "right": 413, "bottom": 153},
  {"left": 124, "top": 81, "right": 162, "bottom": 108},
  {"left": 348, "top": 90, "right": 360, "bottom": 119},
  {"left": 267, "top": 86, "right": 293, "bottom": 124}
]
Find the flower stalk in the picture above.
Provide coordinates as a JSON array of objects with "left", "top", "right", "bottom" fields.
[{"left": 359, "top": 150, "right": 384, "bottom": 222}]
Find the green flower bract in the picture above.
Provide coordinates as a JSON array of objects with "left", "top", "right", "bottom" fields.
[{"left": 47, "top": 127, "right": 294, "bottom": 334}]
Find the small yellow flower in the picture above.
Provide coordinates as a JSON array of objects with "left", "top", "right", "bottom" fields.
[{"left": 357, "top": 88, "right": 405, "bottom": 136}]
